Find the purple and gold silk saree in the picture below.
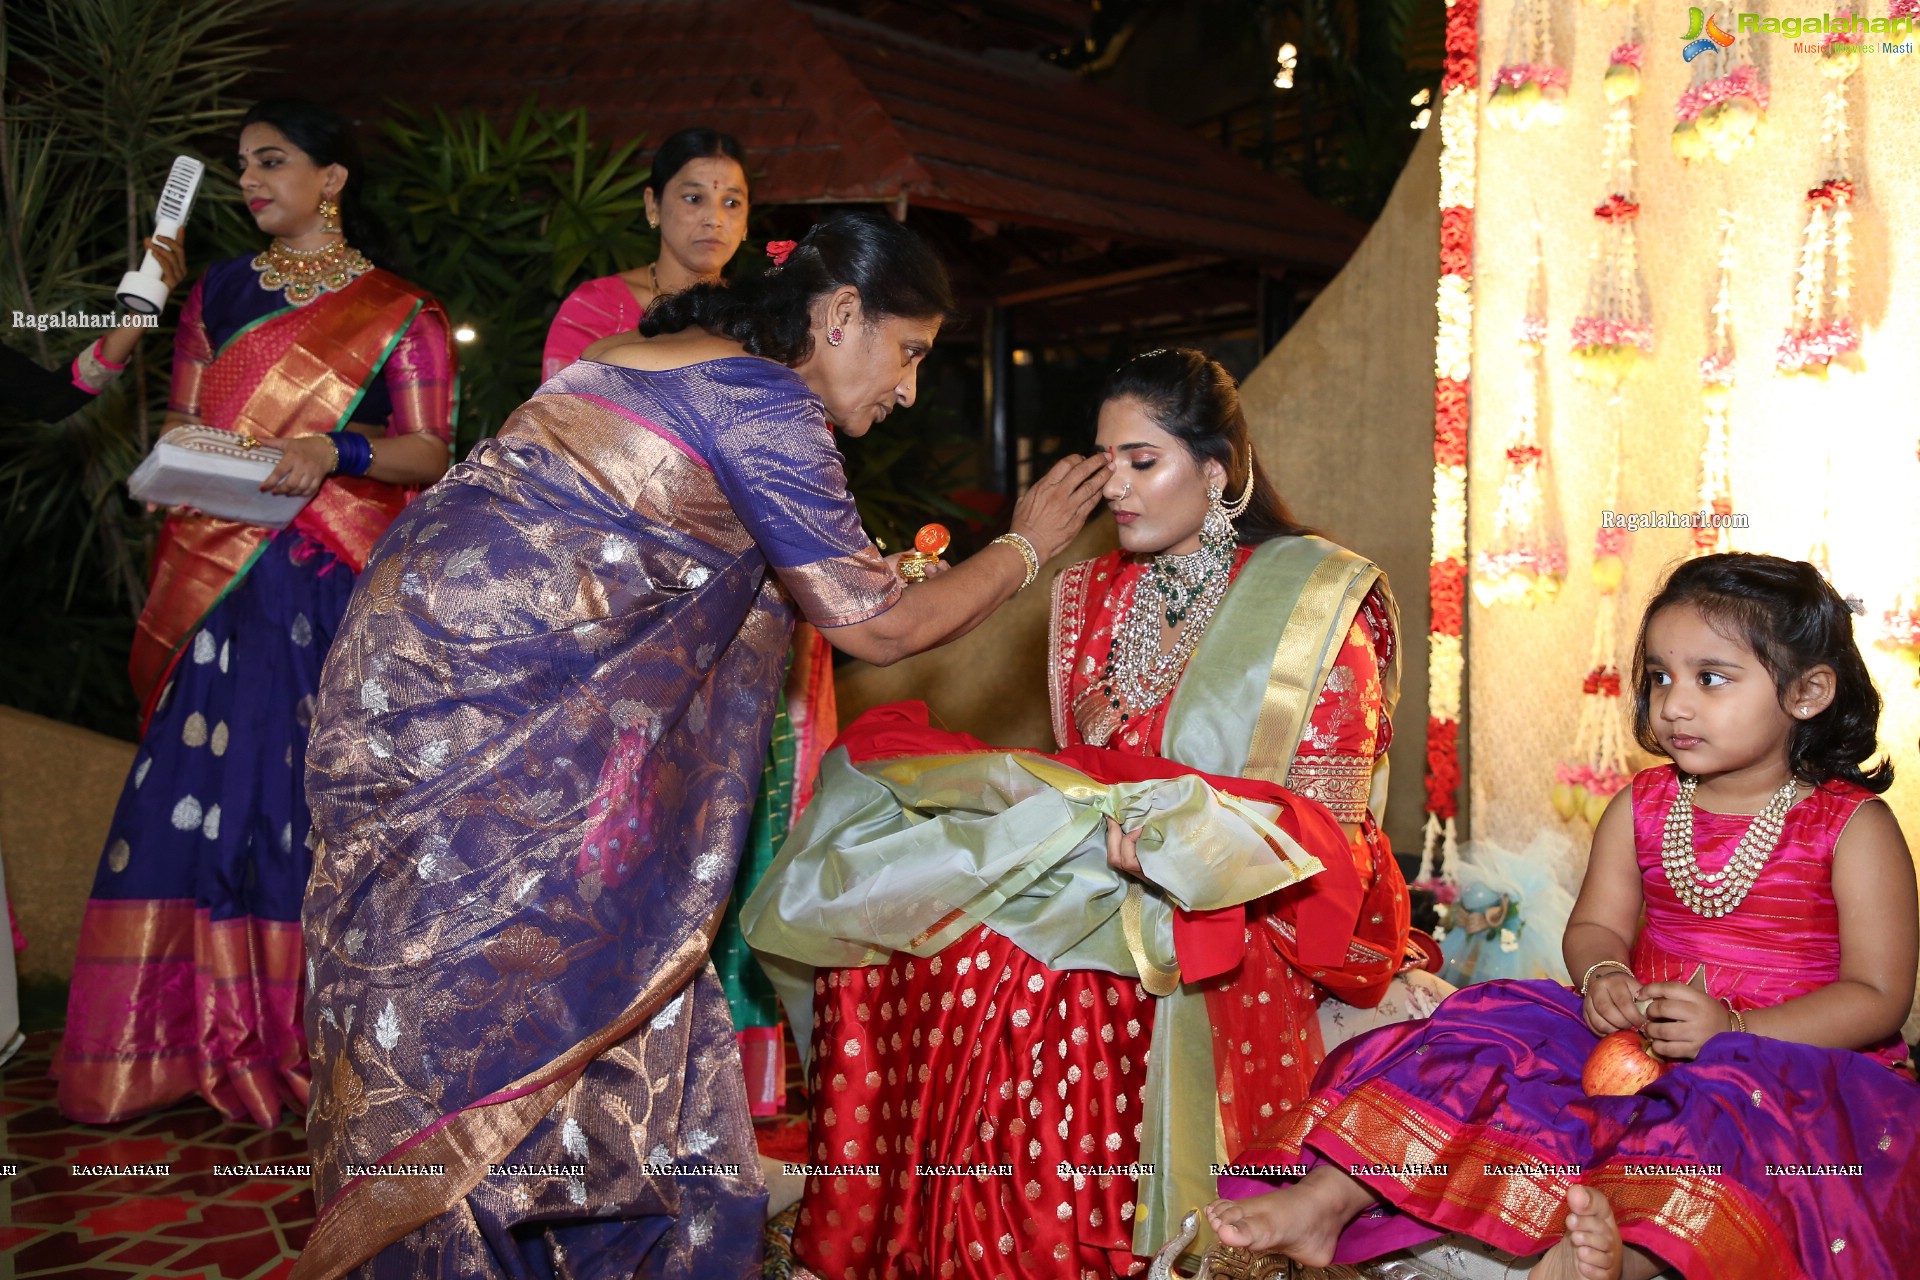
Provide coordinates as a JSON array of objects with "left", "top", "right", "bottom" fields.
[{"left": 296, "top": 358, "right": 899, "bottom": 1279}]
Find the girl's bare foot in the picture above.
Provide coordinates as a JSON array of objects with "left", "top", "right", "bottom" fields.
[
  {"left": 1203, "top": 1166, "right": 1373, "bottom": 1267},
  {"left": 1529, "top": 1185, "right": 1623, "bottom": 1280}
]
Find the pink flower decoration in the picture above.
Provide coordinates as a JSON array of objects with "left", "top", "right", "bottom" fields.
[
  {"left": 1698, "top": 352, "right": 1735, "bottom": 385},
  {"left": 1675, "top": 66, "right": 1770, "bottom": 122},
  {"left": 1776, "top": 318, "right": 1861, "bottom": 372},
  {"left": 1571, "top": 316, "right": 1654, "bottom": 353},
  {"left": 1882, "top": 607, "right": 1920, "bottom": 649},
  {"left": 766, "top": 239, "right": 798, "bottom": 266},
  {"left": 1493, "top": 62, "right": 1570, "bottom": 89},
  {"left": 1609, "top": 44, "right": 1645, "bottom": 68}
]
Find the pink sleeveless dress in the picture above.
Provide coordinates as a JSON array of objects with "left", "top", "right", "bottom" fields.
[
  {"left": 1223, "top": 764, "right": 1920, "bottom": 1280},
  {"left": 1632, "top": 767, "right": 1906, "bottom": 1067}
]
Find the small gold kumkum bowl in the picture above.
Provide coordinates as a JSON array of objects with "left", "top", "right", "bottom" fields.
[{"left": 898, "top": 523, "right": 952, "bottom": 584}]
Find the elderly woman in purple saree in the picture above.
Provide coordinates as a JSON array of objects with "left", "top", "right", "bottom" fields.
[{"left": 292, "top": 213, "right": 1110, "bottom": 1279}]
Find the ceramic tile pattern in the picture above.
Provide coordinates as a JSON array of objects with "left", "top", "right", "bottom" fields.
[
  {"left": 0, "top": 1032, "right": 309, "bottom": 1278},
  {"left": 0, "top": 1029, "right": 810, "bottom": 1276}
]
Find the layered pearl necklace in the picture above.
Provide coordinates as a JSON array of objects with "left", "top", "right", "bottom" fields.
[
  {"left": 1661, "top": 773, "right": 1801, "bottom": 918},
  {"left": 1076, "top": 546, "right": 1232, "bottom": 747}
]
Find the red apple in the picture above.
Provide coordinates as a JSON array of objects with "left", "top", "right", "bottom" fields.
[{"left": 1581, "top": 1029, "right": 1670, "bottom": 1097}]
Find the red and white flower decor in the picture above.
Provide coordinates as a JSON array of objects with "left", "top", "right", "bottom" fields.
[
  {"left": 1672, "top": 24, "right": 1768, "bottom": 165},
  {"left": 1474, "top": 246, "right": 1566, "bottom": 607},
  {"left": 1693, "top": 215, "right": 1739, "bottom": 558},
  {"left": 1487, "top": 0, "right": 1567, "bottom": 130},
  {"left": 1420, "top": 0, "right": 1479, "bottom": 883},
  {"left": 1572, "top": 19, "right": 1652, "bottom": 390},
  {"left": 1779, "top": 14, "right": 1866, "bottom": 377},
  {"left": 1880, "top": 594, "right": 1920, "bottom": 665},
  {"left": 1558, "top": 7, "right": 1645, "bottom": 827}
]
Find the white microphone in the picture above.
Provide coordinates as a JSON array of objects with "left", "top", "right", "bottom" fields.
[{"left": 116, "top": 156, "right": 204, "bottom": 314}]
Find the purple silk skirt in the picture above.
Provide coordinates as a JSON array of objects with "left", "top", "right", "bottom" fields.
[{"left": 1218, "top": 980, "right": 1920, "bottom": 1280}]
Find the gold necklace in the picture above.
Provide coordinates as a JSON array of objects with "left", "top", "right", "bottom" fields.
[
  {"left": 253, "top": 237, "right": 373, "bottom": 304},
  {"left": 1661, "top": 774, "right": 1799, "bottom": 918}
]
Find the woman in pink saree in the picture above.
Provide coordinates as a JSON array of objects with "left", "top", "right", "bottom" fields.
[
  {"left": 540, "top": 127, "right": 749, "bottom": 381},
  {"left": 545, "top": 129, "right": 824, "bottom": 1114}
]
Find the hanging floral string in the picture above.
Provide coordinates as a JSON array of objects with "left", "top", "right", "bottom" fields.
[
  {"left": 1605, "top": 41, "right": 1644, "bottom": 103},
  {"left": 1420, "top": 0, "right": 1479, "bottom": 883},
  {"left": 1474, "top": 242, "right": 1566, "bottom": 606},
  {"left": 1693, "top": 213, "right": 1738, "bottom": 557},
  {"left": 1572, "top": 19, "right": 1652, "bottom": 390},
  {"left": 1672, "top": 11, "right": 1768, "bottom": 165},
  {"left": 1487, "top": 0, "right": 1567, "bottom": 130},
  {"left": 1556, "top": 5, "right": 1644, "bottom": 829},
  {"left": 1779, "top": 16, "right": 1865, "bottom": 377},
  {"left": 1554, "top": 402, "right": 1635, "bottom": 828},
  {"left": 1880, "top": 593, "right": 1920, "bottom": 665}
]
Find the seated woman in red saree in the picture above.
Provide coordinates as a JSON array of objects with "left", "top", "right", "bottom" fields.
[
  {"left": 57, "top": 99, "right": 454, "bottom": 1127},
  {"left": 744, "top": 349, "right": 1427, "bottom": 1279}
]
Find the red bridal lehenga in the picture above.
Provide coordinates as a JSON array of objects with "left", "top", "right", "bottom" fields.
[{"left": 750, "top": 538, "right": 1423, "bottom": 1280}]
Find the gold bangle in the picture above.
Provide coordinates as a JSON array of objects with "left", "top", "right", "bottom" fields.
[
  {"left": 306, "top": 432, "right": 341, "bottom": 475},
  {"left": 991, "top": 532, "right": 1040, "bottom": 590},
  {"left": 1578, "top": 959, "right": 1633, "bottom": 997},
  {"left": 1721, "top": 997, "right": 1746, "bottom": 1035}
]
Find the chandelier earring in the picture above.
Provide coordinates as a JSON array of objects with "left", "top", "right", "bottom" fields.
[
  {"left": 1201, "top": 463, "right": 1254, "bottom": 558},
  {"left": 318, "top": 196, "right": 342, "bottom": 235}
]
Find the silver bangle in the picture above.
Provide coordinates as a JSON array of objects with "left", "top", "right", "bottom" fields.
[{"left": 991, "top": 532, "right": 1040, "bottom": 590}]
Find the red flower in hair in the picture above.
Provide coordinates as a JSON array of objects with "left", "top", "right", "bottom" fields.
[{"left": 766, "top": 240, "right": 798, "bottom": 266}]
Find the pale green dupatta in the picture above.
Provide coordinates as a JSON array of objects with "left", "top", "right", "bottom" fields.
[
  {"left": 1136, "top": 535, "right": 1396, "bottom": 1252},
  {"left": 741, "top": 535, "right": 1396, "bottom": 1255}
]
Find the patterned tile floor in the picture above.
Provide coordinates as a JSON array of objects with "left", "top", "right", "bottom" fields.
[
  {"left": 0, "top": 1028, "right": 811, "bottom": 1278},
  {"left": 0, "top": 1031, "right": 310, "bottom": 1279}
]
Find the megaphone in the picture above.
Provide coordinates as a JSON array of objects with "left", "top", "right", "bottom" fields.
[{"left": 116, "top": 156, "right": 204, "bottom": 314}]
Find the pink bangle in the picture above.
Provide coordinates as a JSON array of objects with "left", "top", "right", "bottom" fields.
[{"left": 70, "top": 339, "right": 127, "bottom": 395}]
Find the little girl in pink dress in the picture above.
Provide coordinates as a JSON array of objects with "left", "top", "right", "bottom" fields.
[{"left": 1210, "top": 553, "right": 1919, "bottom": 1280}]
